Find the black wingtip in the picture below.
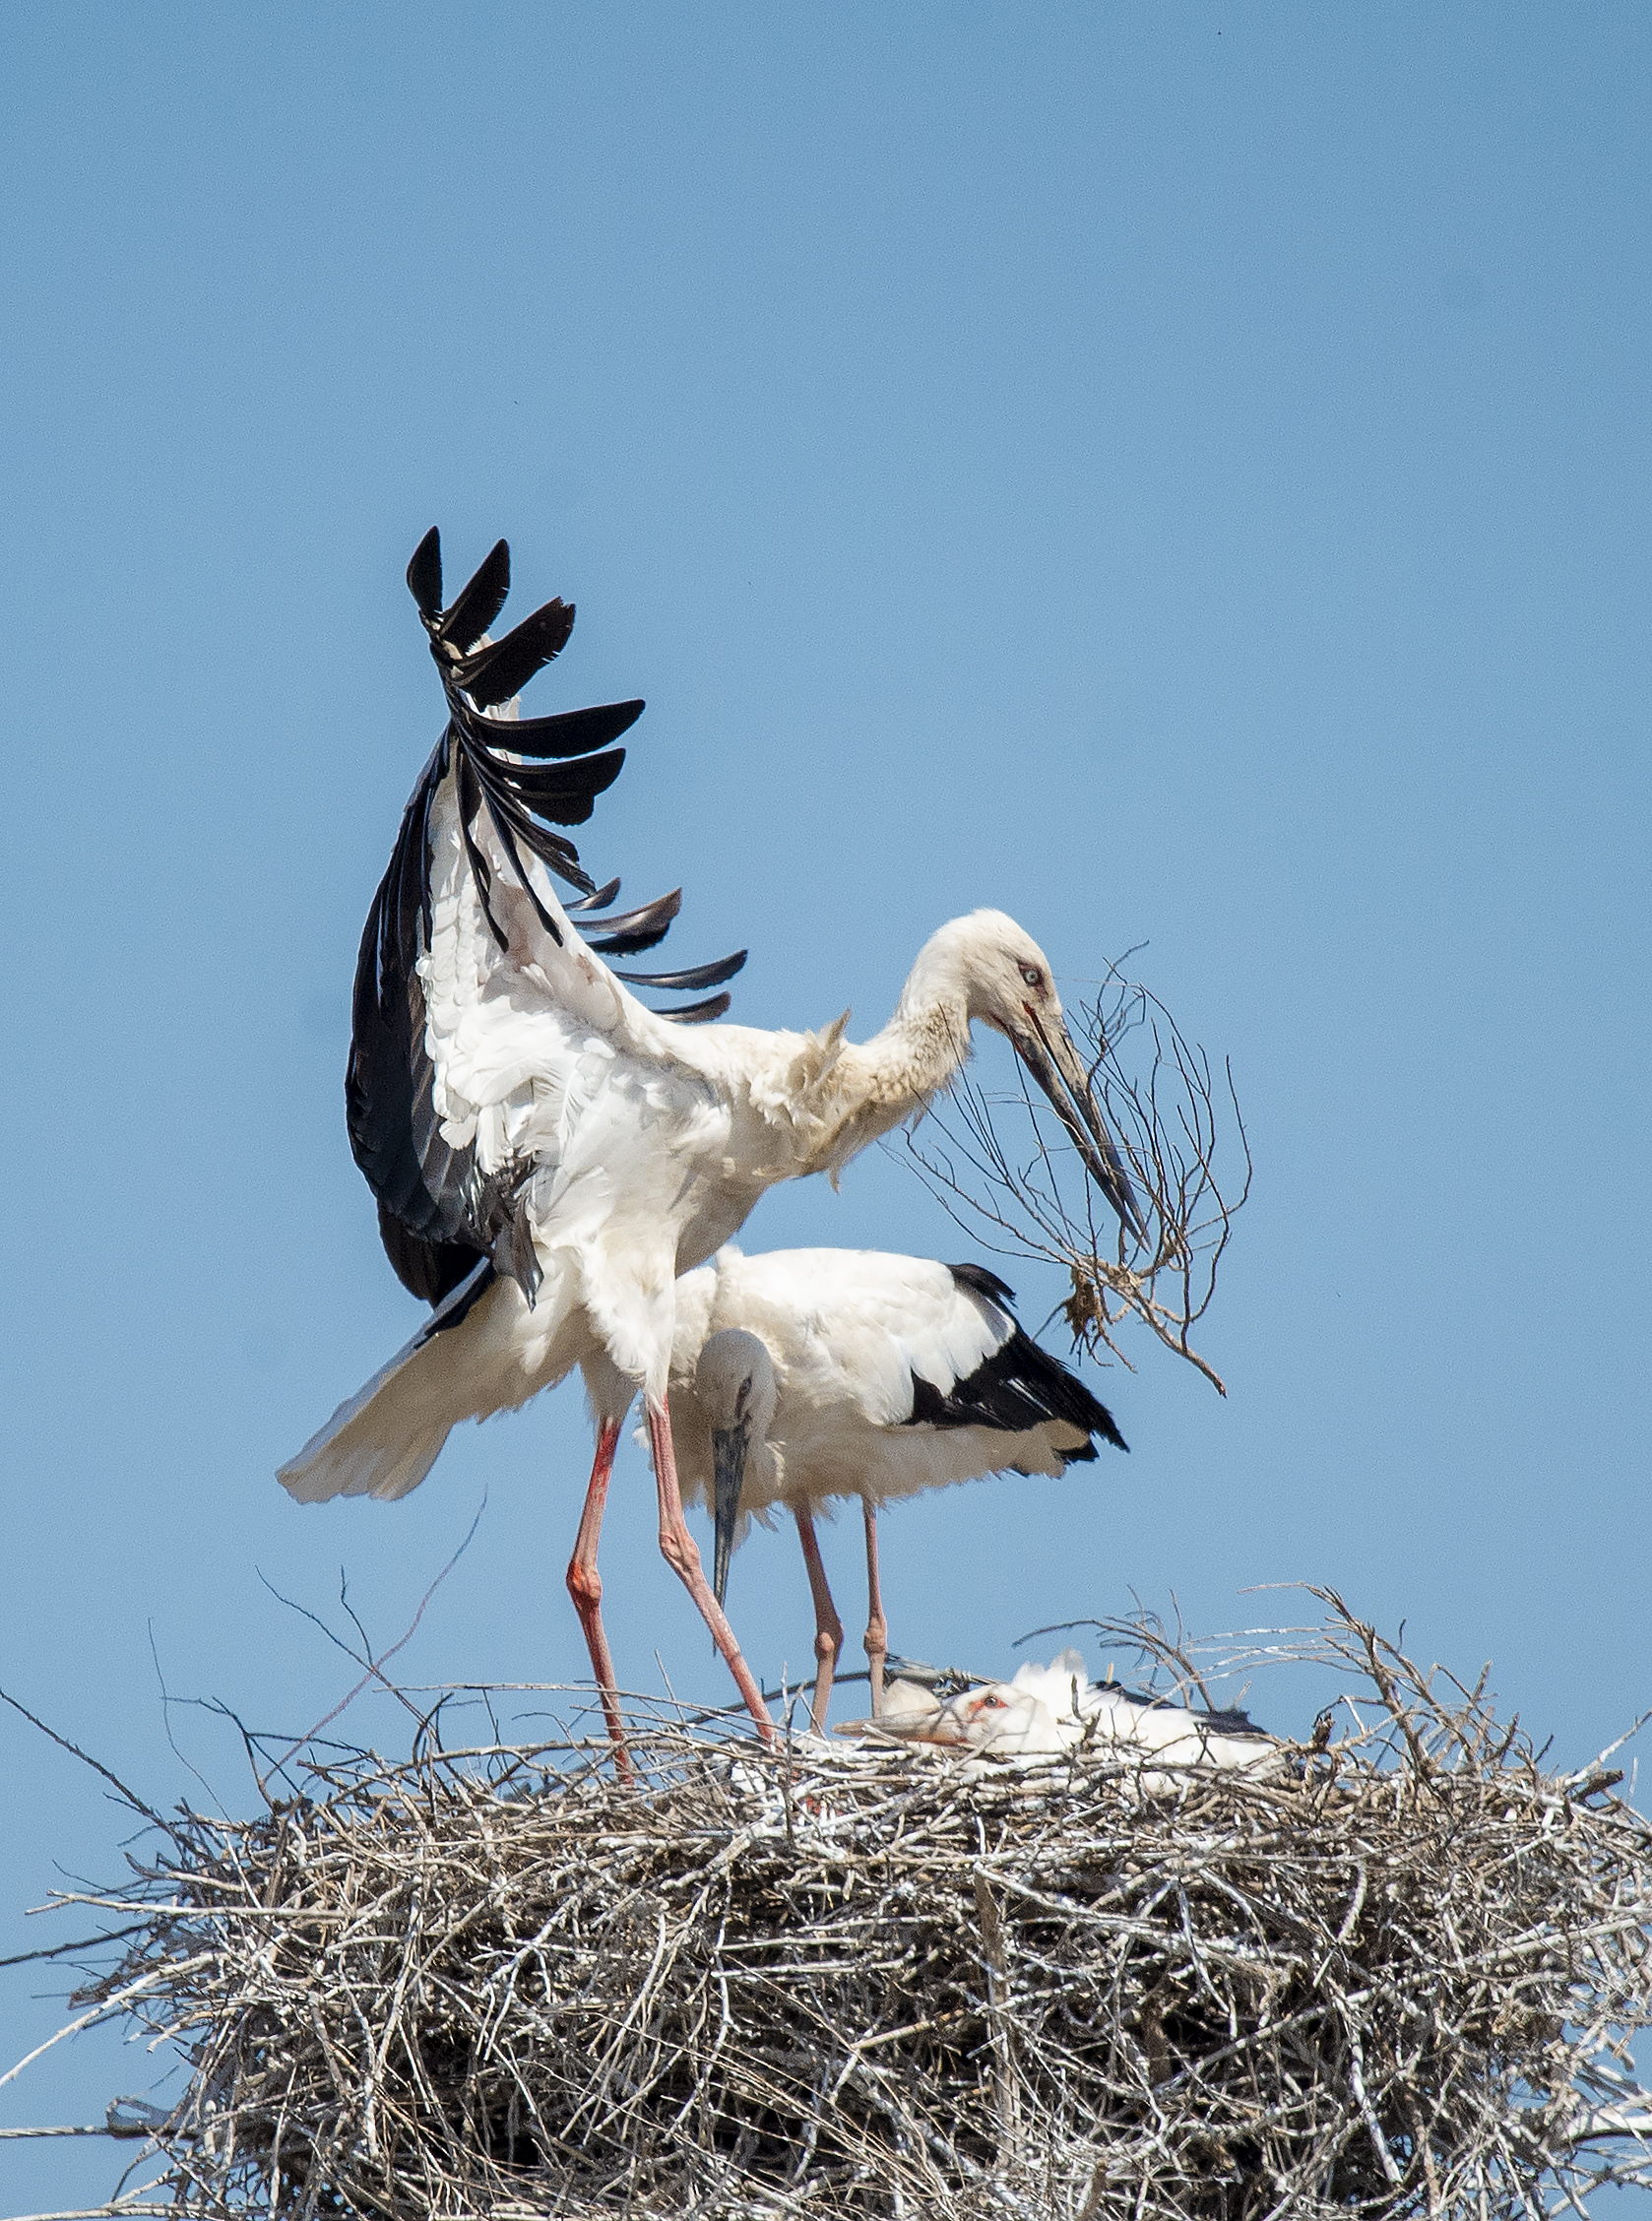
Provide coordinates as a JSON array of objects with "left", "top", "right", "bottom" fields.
[
  {"left": 567, "top": 876, "right": 622, "bottom": 915},
  {"left": 438, "top": 538, "right": 511, "bottom": 653},
  {"left": 579, "top": 887, "right": 684, "bottom": 955},
  {"left": 658, "top": 991, "right": 732, "bottom": 1024},
  {"left": 613, "top": 950, "right": 747, "bottom": 992},
  {"left": 408, "top": 527, "right": 443, "bottom": 616},
  {"left": 946, "top": 1261, "right": 1019, "bottom": 1311},
  {"left": 459, "top": 697, "right": 644, "bottom": 761},
  {"left": 451, "top": 597, "right": 577, "bottom": 709},
  {"left": 907, "top": 1284, "right": 1128, "bottom": 1459}
]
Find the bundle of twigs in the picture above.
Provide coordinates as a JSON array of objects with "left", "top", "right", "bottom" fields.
[
  {"left": 13, "top": 1597, "right": 1652, "bottom": 2219},
  {"left": 906, "top": 962, "right": 1250, "bottom": 1393}
]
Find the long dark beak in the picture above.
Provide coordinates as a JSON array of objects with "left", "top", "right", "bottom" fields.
[
  {"left": 857, "top": 1691, "right": 983, "bottom": 1747},
  {"left": 711, "top": 1425, "right": 749, "bottom": 1609},
  {"left": 1016, "top": 1012, "right": 1148, "bottom": 1243}
]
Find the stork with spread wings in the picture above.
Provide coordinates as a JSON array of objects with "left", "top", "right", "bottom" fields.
[{"left": 285, "top": 531, "right": 1145, "bottom": 1755}]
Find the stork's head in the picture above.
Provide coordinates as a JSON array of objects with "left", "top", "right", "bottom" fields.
[
  {"left": 916, "top": 911, "right": 1146, "bottom": 1242},
  {"left": 695, "top": 1328, "right": 779, "bottom": 1611}
]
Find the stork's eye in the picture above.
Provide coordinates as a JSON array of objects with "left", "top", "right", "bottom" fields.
[
  {"left": 981, "top": 1693, "right": 1008, "bottom": 1710},
  {"left": 1019, "top": 965, "right": 1044, "bottom": 991}
]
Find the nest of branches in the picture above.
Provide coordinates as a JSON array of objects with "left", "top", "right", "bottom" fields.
[
  {"left": 908, "top": 960, "right": 1251, "bottom": 1393},
  {"left": 18, "top": 1597, "right": 1652, "bottom": 2221}
]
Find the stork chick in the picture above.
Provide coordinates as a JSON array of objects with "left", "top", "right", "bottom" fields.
[{"left": 848, "top": 1648, "right": 1283, "bottom": 1790}]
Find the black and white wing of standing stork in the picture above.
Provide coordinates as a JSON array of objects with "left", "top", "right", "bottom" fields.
[
  {"left": 666, "top": 1246, "right": 1127, "bottom": 1730},
  {"left": 280, "top": 528, "right": 1145, "bottom": 1754}
]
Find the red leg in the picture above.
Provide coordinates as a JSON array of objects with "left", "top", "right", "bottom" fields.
[
  {"left": 646, "top": 1400, "right": 774, "bottom": 1741},
  {"left": 862, "top": 1499, "right": 889, "bottom": 1720},
  {"left": 564, "top": 1417, "right": 632, "bottom": 1775},
  {"left": 794, "top": 1506, "right": 845, "bottom": 1733}
]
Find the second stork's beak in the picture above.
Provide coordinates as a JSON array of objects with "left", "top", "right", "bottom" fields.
[
  {"left": 1015, "top": 1011, "right": 1149, "bottom": 1244},
  {"left": 711, "top": 1424, "right": 749, "bottom": 1609},
  {"left": 839, "top": 1687, "right": 1005, "bottom": 1747}
]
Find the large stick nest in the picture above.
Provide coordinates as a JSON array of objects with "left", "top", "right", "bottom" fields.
[{"left": 25, "top": 1600, "right": 1652, "bottom": 2219}]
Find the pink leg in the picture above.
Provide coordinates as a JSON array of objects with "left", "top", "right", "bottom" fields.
[
  {"left": 794, "top": 1507, "right": 845, "bottom": 1733},
  {"left": 646, "top": 1401, "right": 774, "bottom": 1741},
  {"left": 862, "top": 1499, "right": 889, "bottom": 1719},
  {"left": 564, "top": 1417, "right": 632, "bottom": 1775}
]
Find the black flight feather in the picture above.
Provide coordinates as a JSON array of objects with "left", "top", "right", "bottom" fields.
[
  {"left": 377, "top": 1201, "right": 482, "bottom": 1307},
  {"left": 586, "top": 919, "right": 679, "bottom": 955},
  {"left": 469, "top": 779, "right": 588, "bottom": 885},
  {"left": 348, "top": 747, "right": 449, "bottom": 1238},
  {"left": 473, "top": 746, "right": 628, "bottom": 823},
  {"left": 450, "top": 598, "right": 576, "bottom": 708},
  {"left": 582, "top": 920, "right": 673, "bottom": 957},
  {"left": 613, "top": 951, "right": 747, "bottom": 991},
  {"left": 947, "top": 1260, "right": 1019, "bottom": 1310},
  {"left": 476, "top": 785, "right": 565, "bottom": 946},
  {"left": 406, "top": 527, "right": 442, "bottom": 617},
  {"left": 567, "top": 876, "right": 622, "bottom": 914},
  {"left": 419, "top": 1258, "right": 498, "bottom": 1341},
  {"left": 457, "top": 698, "right": 645, "bottom": 760},
  {"left": 578, "top": 888, "right": 682, "bottom": 955},
  {"left": 657, "top": 992, "right": 732, "bottom": 1024},
  {"left": 415, "top": 1257, "right": 498, "bottom": 1343},
  {"left": 437, "top": 539, "right": 510, "bottom": 653}
]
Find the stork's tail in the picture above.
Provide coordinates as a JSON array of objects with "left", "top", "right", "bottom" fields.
[{"left": 278, "top": 1263, "right": 497, "bottom": 1504}]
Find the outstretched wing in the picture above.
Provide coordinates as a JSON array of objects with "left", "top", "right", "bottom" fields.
[{"left": 348, "top": 531, "right": 747, "bottom": 1303}]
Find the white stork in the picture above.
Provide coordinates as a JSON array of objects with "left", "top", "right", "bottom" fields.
[
  {"left": 666, "top": 1246, "right": 1126, "bottom": 1730},
  {"left": 850, "top": 1650, "right": 1282, "bottom": 1786},
  {"left": 281, "top": 531, "right": 1144, "bottom": 1747}
]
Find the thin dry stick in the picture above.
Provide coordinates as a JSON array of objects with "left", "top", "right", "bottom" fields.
[{"left": 260, "top": 1499, "right": 486, "bottom": 1790}]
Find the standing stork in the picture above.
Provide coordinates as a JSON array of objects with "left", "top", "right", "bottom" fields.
[
  {"left": 283, "top": 529, "right": 1144, "bottom": 1745},
  {"left": 667, "top": 1247, "right": 1127, "bottom": 1730}
]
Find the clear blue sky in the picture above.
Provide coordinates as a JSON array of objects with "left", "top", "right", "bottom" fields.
[{"left": 3, "top": 5, "right": 1649, "bottom": 2206}]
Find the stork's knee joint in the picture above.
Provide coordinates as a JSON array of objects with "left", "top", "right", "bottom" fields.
[
  {"left": 658, "top": 1524, "right": 702, "bottom": 1582},
  {"left": 566, "top": 1560, "right": 603, "bottom": 1613}
]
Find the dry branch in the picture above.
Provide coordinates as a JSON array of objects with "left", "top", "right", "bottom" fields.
[
  {"left": 906, "top": 961, "right": 1251, "bottom": 1392},
  {"left": 8, "top": 1597, "right": 1652, "bottom": 2220}
]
